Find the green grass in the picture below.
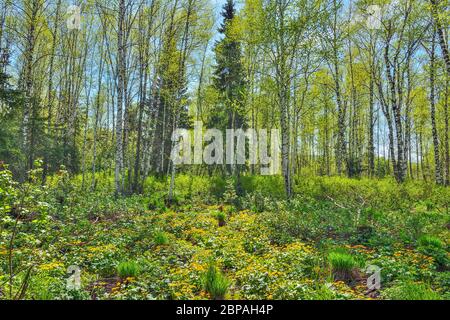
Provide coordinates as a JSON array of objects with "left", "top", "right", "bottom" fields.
[
  {"left": 215, "top": 211, "right": 227, "bottom": 226},
  {"left": 418, "top": 235, "right": 444, "bottom": 249},
  {"left": 202, "top": 262, "right": 229, "bottom": 300},
  {"left": 154, "top": 231, "right": 169, "bottom": 246},
  {"left": 417, "top": 235, "right": 449, "bottom": 269},
  {"left": 328, "top": 252, "right": 357, "bottom": 280},
  {"left": 117, "top": 261, "right": 140, "bottom": 279},
  {"left": 216, "top": 211, "right": 226, "bottom": 221}
]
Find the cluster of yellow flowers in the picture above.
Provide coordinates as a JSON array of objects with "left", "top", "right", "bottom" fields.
[
  {"left": 39, "top": 261, "right": 64, "bottom": 271},
  {"left": 283, "top": 242, "right": 315, "bottom": 255},
  {"left": 87, "top": 244, "right": 116, "bottom": 253}
]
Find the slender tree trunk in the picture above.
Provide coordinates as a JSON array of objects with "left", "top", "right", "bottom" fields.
[
  {"left": 133, "top": 2, "right": 155, "bottom": 193},
  {"left": 22, "top": 0, "right": 39, "bottom": 172},
  {"left": 420, "top": 131, "right": 427, "bottom": 181},
  {"left": 405, "top": 52, "right": 413, "bottom": 179},
  {"left": 384, "top": 32, "right": 405, "bottom": 182},
  {"left": 430, "top": 30, "right": 443, "bottom": 184},
  {"left": 43, "top": 0, "right": 62, "bottom": 182},
  {"left": 169, "top": 0, "right": 193, "bottom": 203},
  {"left": 115, "top": 0, "right": 126, "bottom": 195},
  {"left": 368, "top": 37, "right": 375, "bottom": 177},
  {"left": 415, "top": 130, "right": 420, "bottom": 179},
  {"left": 430, "top": 0, "right": 450, "bottom": 76},
  {"left": 430, "top": 0, "right": 450, "bottom": 184}
]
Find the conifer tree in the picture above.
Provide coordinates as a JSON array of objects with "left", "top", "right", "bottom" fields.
[{"left": 212, "top": 0, "right": 246, "bottom": 193}]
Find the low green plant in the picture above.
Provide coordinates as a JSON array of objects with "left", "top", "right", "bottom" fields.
[
  {"left": 383, "top": 282, "right": 442, "bottom": 300},
  {"left": 117, "top": 260, "right": 140, "bottom": 279},
  {"left": 154, "top": 231, "right": 169, "bottom": 246},
  {"left": 216, "top": 211, "right": 227, "bottom": 227},
  {"left": 146, "top": 192, "right": 167, "bottom": 211},
  {"left": 417, "top": 235, "right": 449, "bottom": 269},
  {"left": 418, "top": 235, "right": 444, "bottom": 249},
  {"left": 243, "top": 238, "right": 268, "bottom": 255},
  {"left": 202, "top": 262, "right": 229, "bottom": 300},
  {"left": 310, "top": 284, "right": 337, "bottom": 300},
  {"left": 328, "top": 252, "right": 357, "bottom": 281}
]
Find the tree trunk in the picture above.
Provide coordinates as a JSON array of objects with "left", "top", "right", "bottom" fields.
[
  {"left": 430, "top": 0, "right": 450, "bottom": 76},
  {"left": 43, "top": 0, "right": 62, "bottom": 182},
  {"left": 22, "top": 0, "right": 39, "bottom": 172},
  {"left": 368, "top": 40, "right": 375, "bottom": 177},
  {"left": 115, "top": 0, "right": 126, "bottom": 195},
  {"left": 430, "top": 30, "right": 443, "bottom": 184}
]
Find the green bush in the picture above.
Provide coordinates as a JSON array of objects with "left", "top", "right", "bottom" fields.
[
  {"left": 241, "top": 176, "right": 286, "bottom": 199},
  {"left": 241, "top": 192, "right": 274, "bottom": 213},
  {"left": 383, "top": 282, "right": 442, "bottom": 300},
  {"left": 223, "top": 178, "right": 238, "bottom": 207},
  {"left": 143, "top": 175, "right": 225, "bottom": 204},
  {"left": 146, "top": 192, "right": 167, "bottom": 211},
  {"left": 117, "top": 261, "right": 140, "bottom": 279},
  {"left": 261, "top": 197, "right": 356, "bottom": 245},
  {"left": 202, "top": 262, "right": 229, "bottom": 300}
]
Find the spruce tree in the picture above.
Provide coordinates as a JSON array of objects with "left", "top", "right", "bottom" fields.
[
  {"left": 211, "top": 0, "right": 246, "bottom": 131},
  {"left": 211, "top": 0, "right": 246, "bottom": 194}
]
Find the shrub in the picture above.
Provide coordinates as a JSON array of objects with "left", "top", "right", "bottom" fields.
[
  {"left": 117, "top": 261, "right": 140, "bottom": 279},
  {"left": 402, "top": 214, "right": 428, "bottom": 242},
  {"left": 352, "top": 224, "right": 376, "bottom": 245},
  {"left": 241, "top": 192, "right": 272, "bottom": 213},
  {"left": 154, "top": 231, "right": 169, "bottom": 246},
  {"left": 0, "top": 164, "right": 18, "bottom": 215},
  {"left": 241, "top": 176, "right": 286, "bottom": 199},
  {"left": 146, "top": 192, "right": 167, "bottom": 211},
  {"left": 383, "top": 282, "right": 442, "bottom": 300},
  {"left": 223, "top": 178, "right": 238, "bottom": 208},
  {"left": 261, "top": 208, "right": 307, "bottom": 245},
  {"left": 328, "top": 252, "right": 357, "bottom": 281},
  {"left": 202, "top": 262, "right": 229, "bottom": 300}
]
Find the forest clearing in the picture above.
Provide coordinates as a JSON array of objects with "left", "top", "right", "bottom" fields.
[{"left": 0, "top": 0, "right": 449, "bottom": 302}]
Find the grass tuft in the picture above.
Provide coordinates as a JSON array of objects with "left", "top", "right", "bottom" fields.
[
  {"left": 328, "top": 251, "right": 357, "bottom": 281},
  {"left": 117, "top": 260, "right": 140, "bottom": 279},
  {"left": 418, "top": 235, "right": 444, "bottom": 249},
  {"left": 154, "top": 231, "right": 170, "bottom": 246},
  {"left": 202, "top": 262, "right": 229, "bottom": 300},
  {"left": 215, "top": 211, "right": 227, "bottom": 227}
]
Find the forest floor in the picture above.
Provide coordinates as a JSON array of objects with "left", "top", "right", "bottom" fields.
[
  {"left": 52, "top": 206, "right": 436, "bottom": 300},
  {"left": 21, "top": 204, "right": 448, "bottom": 300},
  {"left": 0, "top": 171, "right": 449, "bottom": 300}
]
